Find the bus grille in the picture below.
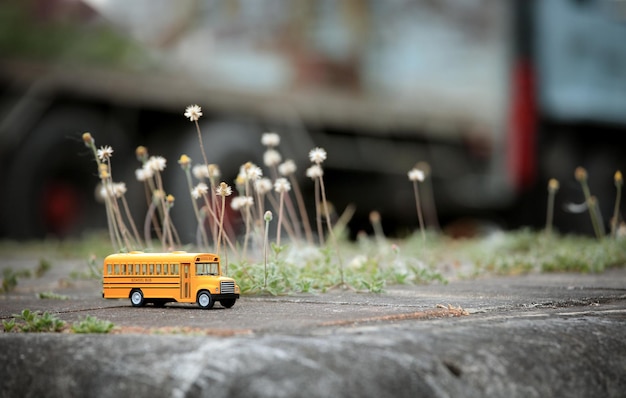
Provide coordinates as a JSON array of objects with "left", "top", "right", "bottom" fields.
[{"left": 221, "top": 281, "right": 235, "bottom": 294}]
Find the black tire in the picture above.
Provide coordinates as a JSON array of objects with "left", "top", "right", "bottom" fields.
[
  {"left": 0, "top": 105, "right": 132, "bottom": 239},
  {"left": 220, "top": 299, "right": 236, "bottom": 308},
  {"left": 153, "top": 299, "right": 166, "bottom": 308},
  {"left": 197, "top": 291, "right": 214, "bottom": 309},
  {"left": 130, "top": 289, "right": 145, "bottom": 307}
]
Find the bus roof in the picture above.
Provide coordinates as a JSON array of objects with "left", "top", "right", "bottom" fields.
[{"left": 104, "top": 252, "right": 220, "bottom": 263}]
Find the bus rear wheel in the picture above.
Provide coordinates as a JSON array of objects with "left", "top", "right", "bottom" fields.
[
  {"left": 220, "top": 299, "right": 236, "bottom": 308},
  {"left": 130, "top": 289, "right": 145, "bottom": 307},
  {"left": 152, "top": 299, "right": 167, "bottom": 308},
  {"left": 197, "top": 291, "right": 214, "bottom": 309}
]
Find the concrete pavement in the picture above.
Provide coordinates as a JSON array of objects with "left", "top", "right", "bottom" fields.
[{"left": 1, "top": 258, "right": 625, "bottom": 397}]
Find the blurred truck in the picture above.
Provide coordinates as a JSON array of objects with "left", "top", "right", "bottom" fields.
[{"left": 1, "top": 0, "right": 625, "bottom": 240}]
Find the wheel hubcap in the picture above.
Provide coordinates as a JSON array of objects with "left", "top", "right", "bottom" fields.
[{"left": 132, "top": 292, "right": 141, "bottom": 304}]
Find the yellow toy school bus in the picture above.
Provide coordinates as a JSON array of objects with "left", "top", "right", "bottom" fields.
[{"left": 102, "top": 251, "right": 240, "bottom": 309}]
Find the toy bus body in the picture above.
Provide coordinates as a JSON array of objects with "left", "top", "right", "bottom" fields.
[{"left": 102, "top": 251, "right": 240, "bottom": 309}]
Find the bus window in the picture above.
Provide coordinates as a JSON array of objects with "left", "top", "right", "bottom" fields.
[
  {"left": 196, "top": 262, "right": 219, "bottom": 276},
  {"left": 107, "top": 264, "right": 112, "bottom": 275},
  {"left": 132, "top": 264, "right": 138, "bottom": 275},
  {"left": 114, "top": 264, "right": 120, "bottom": 275},
  {"left": 163, "top": 264, "right": 168, "bottom": 275},
  {"left": 156, "top": 264, "right": 161, "bottom": 275},
  {"left": 172, "top": 264, "right": 179, "bottom": 275},
  {"left": 142, "top": 264, "right": 147, "bottom": 275},
  {"left": 121, "top": 264, "right": 127, "bottom": 274}
]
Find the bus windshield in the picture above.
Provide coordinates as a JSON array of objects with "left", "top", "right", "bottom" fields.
[{"left": 196, "top": 262, "right": 219, "bottom": 276}]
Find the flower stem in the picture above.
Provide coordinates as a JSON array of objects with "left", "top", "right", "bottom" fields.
[
  {"left": 412, "top": 180, "right": 426, "bottom": 242},
  {"left": 319, "top": 174, "right": 344, "bottom": 286},
  {"left": 289, "top": 174, "right": 314, "bottom": 245},
  {"left": 546, "top": 189, "right": 556, "bottom": 236},
  {"left": 184, "top": 169, "right": 209, "bottom": 250},
  {"left": 612, "top": 175, "right": 622, "bottom": 239}
]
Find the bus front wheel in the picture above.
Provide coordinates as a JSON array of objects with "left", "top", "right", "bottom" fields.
[
  {"left": 220, "top": 299, "right": 236, "bottom": 308},
  {"left": 130, "top": 289, "right": 145, "bottom": 307},
  {"left": 197, "top": 291, "right": 214, "bottom": 309}
]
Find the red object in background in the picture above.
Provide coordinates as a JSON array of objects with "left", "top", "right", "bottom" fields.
[
  {"left": 43, "top": 181, "right": 83, "bottom": 236},
  {"left": 507, "top": 60, "right": 537, "bottom": 192}
]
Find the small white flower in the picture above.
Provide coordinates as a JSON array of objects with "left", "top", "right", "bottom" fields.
[
  {"left": 306, "top": 164, "right": 323, "bottom": 179},
  {"left": 97, "top": 145, "right": 114, "bottom": 161},
  {"left": 408, "top": 168, "right": 425, "bottom": 182},
  {"left": 192, "top": 182, "right": 208, "bottom": 199},
  {"left": 230, "top": 196, "right": 244, "bottom": 211},
  {"left": 141, "top": 163, "right": 155, "bottom": 179},
  {"left": 100, "top": 182, "right": 124, "bottom": 198},
  {"left": 184, "top": 104, "right": 202, "bottom": 122},
  {"left": 261, "top": 132, "right": 280, "bottom": 147},
  {"left": 135, "top": 168, "right": 148, "bottom": 182},
  {"left": 147, "top": 156, "right": 167, "bottom": 172},
  {"left": 274, "top": 177, "right": 291, "bottom": 193},
  {"left": 216, "top": 182, "right": 233, "bottom": 197},
  {"left": 241, "top": 162, "right": 262, "bottom": 181},
  {"left": 231, "top": 196, "right": 254, "bottom": 211},
  {"left": 254, "top": 178, "right": 273, "bottom": 195},
  {"left": 278, "top": 159, "right": 296, "bottom": 176},
  {"left": 243, "top": 196, "right": 254, "bottom": 207},
  {"left": 264, "top": 210, "right": 273, "bottom": 222},
  {"left": 348, "top": 255, "right": 368, "bottom": 270},
  {"left": 208, "top": 164, "right": 221, "bottom": 179},
  {"left": 112, "top": 182, "right": 127, "bottom": 198},
  {"left": 98, "top": 184, "right": 110, "bottom": 200},
  {"left": 192, "top": 164, "right": 209, "bottom": 180},
  {"left": 309, "top": 147, "right": 327, "bottom": 164},
  {"left": 263, "top": 149, "right": 282, "bottom": 167}
]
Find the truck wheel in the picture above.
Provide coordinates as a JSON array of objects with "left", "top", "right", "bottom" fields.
[
  {"left": 152, "top": 299, "right": 167, "bottom": 308},
  {"left": 220, "top": 299, "right": 236, "bottom": 308},
  {"left": 0, "top": 105, "right": 132, "bottom": 239},
  {"left": 197, "top": 291, "right": 214, "bottom": 309},
  {"left": 130, "top": 289, "right": 145, "bottom": 307}
]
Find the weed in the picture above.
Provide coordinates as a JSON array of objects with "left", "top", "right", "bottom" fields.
[
  {"left": 357, "top": 277, "right": 386, "bottom": 293},
  {"left": 1, "top": 267, "right": 31, "bottom": 293},
  {"left": 2, "top": 318, "right": 16, "bottom": 332},
  {"left": 408, "top": 165, "right": 426, "bottom": 242},
  {"left": 86, "top": 254, "right": 103, "bottom": 279},
  {"left": 77, "top": 109, "right": 626, "bottom": 297},
  {"left": 295, "top": 278, "right": 314, "bottom": 293},
  {"left": 35, "top": 259, "right": 52, "bottom": 278},
  {"left": 575, "top": 167, "right": 604, "bottom": 239},
  {"left": 37, "top": 291, "right": 70, "bottom": 300},
  {"left": 263, "top": 211, "right": 273, "bottom": 288},
  {"left": 611, "top": 170, "right": 623, "bottom": 239},
  {"left": 1, "top": 268, "right": 18, "bottom": 293},
  {"left": 71, "top": 315, "right": 115, "bottom": 334},
  {"left": 546, "top": 178, "right": 559, "bottom": 236},
  {"left": 216, "top": 182, "right": 233, "bottom": 257},
  {"left": 10, "top": 309, "right": 66, "bottom": 333}
]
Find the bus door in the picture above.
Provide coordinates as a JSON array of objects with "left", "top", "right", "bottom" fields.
[{"left": 181, "top": 263, "right": 191, "bottom": 300}]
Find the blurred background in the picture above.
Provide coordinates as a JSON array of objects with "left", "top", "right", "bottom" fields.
[{"left": 1, "top": 0, "right": 626, "bottom": 242}]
